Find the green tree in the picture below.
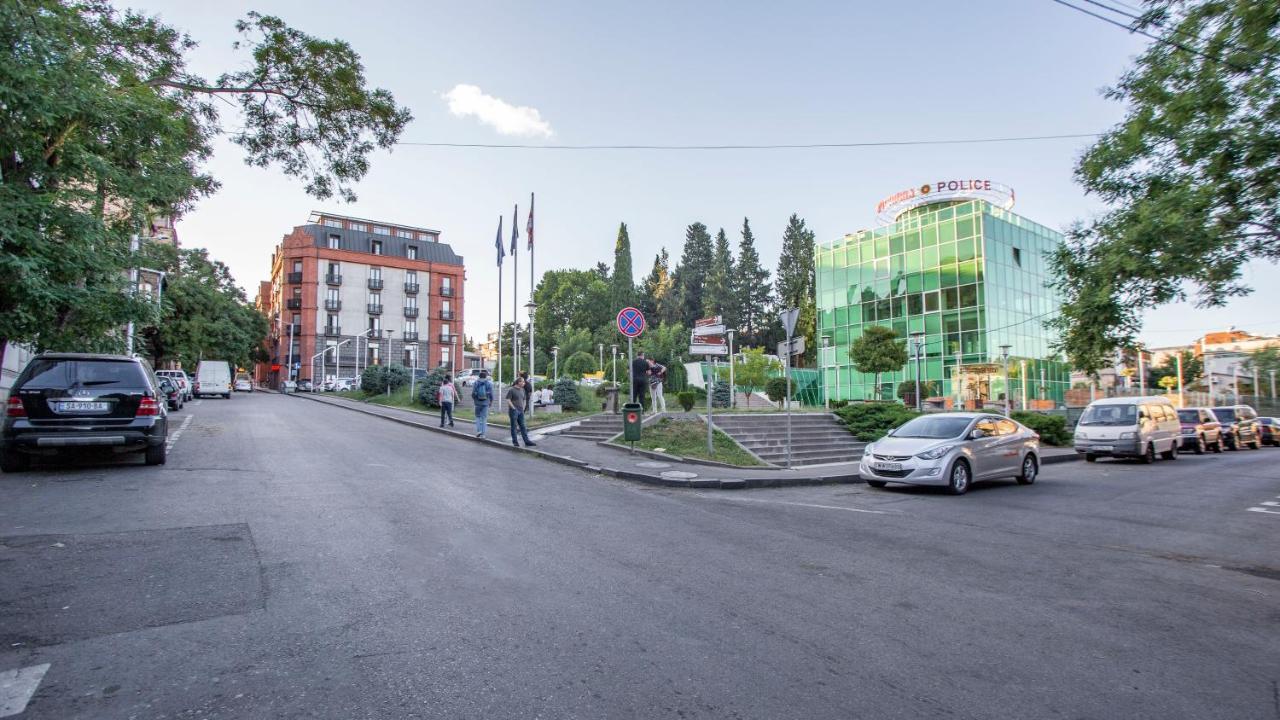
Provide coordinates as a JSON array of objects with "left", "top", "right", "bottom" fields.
[
  {"left": 553, "top": 328, "right": 595, "bottom": 363},
  {"left": 562, "top": 351, "right": 596, "bottom": 379},
  {"left": 640, "top": 248, "right": 677, "bottom": 325},
  {"left": 1245, "top": 346, "right": 1280, "bottom": 388},
  {"left": 638, "top": 322, "right": 689, "bottom": 369},
  {"left": 1149, "top": 349, "right": 1203, "bottom": 389},
  {"left": 533, "top": 269, "right": 612, "bottom": 336},
  {"left": 849, "top": 326, "right": 907, "bottom": 401},
  {"left": 672, "top": 222, "right": 714, "bottom": 326},
  {"left": 703, "top": 227, "right": 737, "bottom": 326},
  {"left": 718, "top": 346, "right": 779, "bottom": 407},
  {"left": 610, "top": 222, "right": 636, "bottom": 312},
  {"left": 417, "top": 367, "right": 450, "bottom": 407},
  {"left": 1048, "top": 1, "right": 1280, "bottom": 374},
  {"left": 733, "top": 218, "right": 773, "bottom": 346},
  {"left": 0, "top": 2, "right": 410, "bottom": 369},
  {"left": 775, "top": 214, "right": 817, "bottom": 365}
]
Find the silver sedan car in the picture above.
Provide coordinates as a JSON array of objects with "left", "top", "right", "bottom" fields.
[{"left": 859, "top": 413, "right": 1041, "bottom": 495}]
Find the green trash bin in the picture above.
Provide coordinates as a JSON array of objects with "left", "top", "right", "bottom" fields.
[{"left": 622, "top": 402, "right": 643, "bottom": 441}]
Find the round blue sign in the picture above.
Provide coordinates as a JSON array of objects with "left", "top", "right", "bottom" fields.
[{"left": 616, "top": 307, "right": 645, "bottom": 338}]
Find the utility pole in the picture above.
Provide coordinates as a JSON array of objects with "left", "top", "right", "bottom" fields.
[
  {"left": 910, "top": 331, "right": 925, "bottom": 411},
  {"left": 728, "top": 329, "right": 736, "bottom": 409},
  {"left": 1176, "top": 352, "right": 1185, "bottom": 407},
  {"left": 1137, "top": 347, "right": 1146, "bottom": 395},
  {"left": 999, "top": 345, "right": 1011, "bottom": 416}
]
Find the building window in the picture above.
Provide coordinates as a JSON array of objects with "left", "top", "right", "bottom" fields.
[
  {"left": 323, "top": 218, "right": 343, "bottom": 229},
  {"left": 328, "top": 262, "right": 340, "bottom": 275},
  {"left": 405, "top": 321, "right": 417, "bottom": 335},
  {"left": 1012, "top": 247, "right": 1022, "bottom": 267},
  {"left": 406, "top": 270, "right": 418, "bottom": 283},
  {"left": 326, "top": 313, "right": 337, "bottom": 330},
  {"left": 405, "top": 296, "right": 417, "bottom": 309},
  {"left": 326, "top": 288, "right": 339, "bottom": 303},
  {"left": 441, "top": 347, "right": 451, "bottom": 366},
  {"left": 369, "top": 292, "right": 381, "bottom": 305},
  {"left": 396, "top": 229, "right": 414, "bottom": 239},
  {"left": 372, "top": 225, "right": 390, "bottom": 235},
  {"left": 350, "top": 222, "right": 367, "bottom": 232},
  {"left": 407, "top": 245, "right": 418, "bottom": 260},
  {"left": 370, "top": 267, "right": 382, "bottom": 281},
  {"left": 441, "top": 323, "right": 450, "bottom": 338},
  {"left": 292, "top": 260, "right": 302, "bottom": 273},
  {"left": 442, "top": 300, "right": 451, "bottom": 314},
  {"left": 292, "top": 313, "right": 301, "bottom": 326},
  {"left": 368, "top": 345, "right": 380, "bottom": 366},
  {"left": 327, "top": 234, "right": 340, "bottom": 249},
  {"left": 404, "top": 349, "right": 414, "bottom": 366},
  {"left": 371, "top": 239, "right": 383, "bottom": 255},
  {"left": 368, "top": 317, "right": 381, "bottom": 334},
  {"left": 419, "top": 232, "right": 434, "bottom": 242}
]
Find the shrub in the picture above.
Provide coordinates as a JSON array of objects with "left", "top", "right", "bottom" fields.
[
  {"left": 896, "top": 380, "right": 938, "bottom": 402},
  {"left": 665, "top": 361, "right": 687, "bottom": 391},
  {"left": 765, "top": 376, "right": 790, "bottom": 403},
  {"left": 830, "top": 399, "right": 849, "bottom": 409},
  {"left": 562, "top": 351, "right": 596, "bottom": 379},
  {"left": 417, "top": 367, "right": 449, "bottom": 408},
  {"left": 835, "top": 402, "right": 921, "bottom": 441},
  {"left": 594, "top": 381, "right": 618, "bottom": 398},
  {"left": 361, "top": 364, "right": 410, "bottom": 395},
  {"left": 677, "top": 390, "right": 697, "bottom": 412},
  {"left": 712, "top": 379, "right": 731, "bottom": 408},
  {"left": 1011, "top": 411, "right": 1071, "bottom": 446},
  {"left": 553, "top": 377, "right": 582, "bottom": 410}
]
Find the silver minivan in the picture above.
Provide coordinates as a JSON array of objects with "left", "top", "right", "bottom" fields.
[{"left": 1074, "top": 396, "right": 1181, "bottom": 463}]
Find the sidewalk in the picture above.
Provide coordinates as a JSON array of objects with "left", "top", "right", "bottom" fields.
[{"left": 286, "top": 393, "right": 862, "bottom": 489}]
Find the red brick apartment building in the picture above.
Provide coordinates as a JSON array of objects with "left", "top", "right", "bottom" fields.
[{"left": 256, "top": 211, "right": 465, "bottom": 387}]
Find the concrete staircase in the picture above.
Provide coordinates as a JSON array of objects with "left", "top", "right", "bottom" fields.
[
  {"left": 709, "top": 413, "right": 864, "bottom": 467},
  {"left": 554, "top": 413, "right": 624, "bottom": 441}
]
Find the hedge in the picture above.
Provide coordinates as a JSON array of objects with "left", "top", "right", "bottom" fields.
[
  {"left": 834, "top": 402, "right": 921, "bottom": 442},
  {"left": 1011, "top": 411, "right": 1071, "bottom": 446}
]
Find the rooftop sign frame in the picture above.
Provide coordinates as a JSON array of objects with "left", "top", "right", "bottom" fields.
[{"left": 875, "top": 179, "right": 1015, "bottom": 224}]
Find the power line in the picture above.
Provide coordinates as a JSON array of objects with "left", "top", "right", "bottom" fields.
[
  {"left": 395, "top": 132, "right": 1100, "bottom": 151},
  {"left": 1048, "top": 0, "right": 1253, "bottom": 72}
]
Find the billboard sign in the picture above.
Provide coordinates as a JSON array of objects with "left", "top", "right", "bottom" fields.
[{"left": 875, "top": 179, "right": 1015, "bottom": 224}]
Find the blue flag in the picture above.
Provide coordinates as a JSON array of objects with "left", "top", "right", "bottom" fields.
[{"left": 495, "top": 216, "right": 505, "bottom": 266}]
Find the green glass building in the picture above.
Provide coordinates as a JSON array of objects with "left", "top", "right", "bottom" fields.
[{"left": 815, "top": 193, "right": 1070, "bottom": 408}]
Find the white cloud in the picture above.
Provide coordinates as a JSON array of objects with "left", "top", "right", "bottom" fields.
[{"left": 442, "top": 84, "right": 553, "bottom": 138}]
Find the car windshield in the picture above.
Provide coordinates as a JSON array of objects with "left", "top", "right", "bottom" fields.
[
  {"left": 1176, "top": 409, "right": 1200, "bottom": 423},
  {"left": 1079, "top": 404, "right": 1137, "bottom": 426},
  {"left": 889, "top": 416, "right": 972, "bottom": 439},
  {"left": 1212, "top": 408, "right": 1237, "bottom": 423}
]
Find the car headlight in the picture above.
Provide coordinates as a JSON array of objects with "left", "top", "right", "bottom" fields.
[
  {"left": 861, "top": 444, "right": 874, "bottom": 458},
  {"left": 1118, "top": 432, "right": 1135, "bottom": 440},
  {"left": 915, "top": 444, "right": 957, "bottom": 460}
]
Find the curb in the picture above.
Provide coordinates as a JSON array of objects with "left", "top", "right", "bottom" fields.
[
  {"left": 286, "top": 392, "right": 860, "bottom": 490},
  {"left": 1041, "top": 452, "right": 1080, "bottom": 465}
]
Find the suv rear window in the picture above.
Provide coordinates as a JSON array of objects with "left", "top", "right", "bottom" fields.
[
  {"left": 1212, "top": 407, "right": 1237, "bottom": 423},
  {"left": 19, "top": 359, "right": 148, "bottom": 390},
  {"left": 1177, "top": 409, "right": 1199, "bottom": 423}
]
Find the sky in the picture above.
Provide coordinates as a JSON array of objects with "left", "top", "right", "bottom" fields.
[{"left": 133, "top": 0, "right": 1280, "bottom": 350}]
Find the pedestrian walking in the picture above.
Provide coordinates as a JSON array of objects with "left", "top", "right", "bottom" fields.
[
  {"left": 507, "top": 376, "right": 537, "bottom": 447},
  {"left": 438, "top": 374, "right": 457, "bottom": 428},
  {"left": 630, "top": 351, "right": 650, "bottom": 409},
  {"left": 472, "top": 369, "right": 494, "bottom": 438},
  {"left": 648, "top": 359, "right": 667, "bottom": 413}
]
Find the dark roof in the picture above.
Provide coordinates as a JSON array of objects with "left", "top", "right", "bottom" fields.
[
  {"left": 302, "top": 225, "right": 464, "bottom": 266},
  {"left": 34, "top": 353, "right": 139, "bottom": 361}
]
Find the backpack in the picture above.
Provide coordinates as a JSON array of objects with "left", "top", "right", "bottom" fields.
[{"left": 472, "top": 379, "right": 489, "bottom": 403}]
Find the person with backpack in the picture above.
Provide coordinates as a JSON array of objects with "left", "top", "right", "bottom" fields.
[
  {"left": 438, "top": 374, "right": 457, "bottom": 428},
  {"left": 472, "top": 369, "right": 494, "bottom": 438},
  {"left": 506, "top": 376, "right": 537, "bottom": 448}
]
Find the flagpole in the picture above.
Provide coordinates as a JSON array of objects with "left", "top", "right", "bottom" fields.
[
  {"left": 512, "top": 203, "right": 520, "bottom": 377},
  {"left": 496, "top": 215, "right": 504, "bottom": 393}
]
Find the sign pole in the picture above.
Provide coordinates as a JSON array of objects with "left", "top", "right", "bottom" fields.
[
  {"left": 785, "top": 340, "right": 792, "bottom": 469},
  {"left": 706, "top": 354, "right": 713, "bottom": 455},
  {"left": 728, "top": 329, "right": 735, "bottom": 409},
  {"left": 628, "top": 337, "right": 634, "bottom": 403}
]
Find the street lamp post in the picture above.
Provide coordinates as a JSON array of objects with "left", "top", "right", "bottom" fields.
[
  {"left": 285, "top": 323, "right": 296, "bottom": 385},
  {"left": 598, "top": 343, "right": 604, "bottom": 374},
  {"left": 820, "top": 335, "right": 831, "bottom": 410},
  {"left": 408, "top": 343, "right": 419, "bottom": 400},
  {"left": 333, "top": 338, "right": 353, "bottom": 387},
  {"left": 1271, "top": 368, "right": 1276, "bottom": 401},
  {"left": 611, "top": 344, "right": 618, "bottom": 386},
  {"left": 727, "top": 329, "right": 736, "bottom": 409},
  {"left": 384, "top": 330, "right": 395, "bottom": 397},
  {"left": 999, "top": 344, "right": 1012, "bottom": 416},
  {"left": 1137, "top": 347, "right": 1146, "bottom": 395},
  {"left": 551, "top": 346, "right": 559, "bottom": 380},
  {"left": 953, "top": 350, "right": 963, "bottom": 410},
  {"left": 1020, "top": 360, "right": 1028, "bottom": 412},
  {"left": 910, "top": 331, "right": 925, "bottom": 412}
]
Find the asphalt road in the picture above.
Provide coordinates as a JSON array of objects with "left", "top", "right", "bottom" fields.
[{"left": 1, "top": 392, "right": 1277, "bottom": 719}]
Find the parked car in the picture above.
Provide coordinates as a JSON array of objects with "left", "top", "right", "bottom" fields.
[
  {"left": 194, "top": 360, "right": 232, "bottom": 399},
  {"left": 1, "top": 353, "right": 169, "bottom": 471},
  {"left": 455, "top": 369, "right": 478, "bottom": 387},
  {"left": 233, "top": 373, "right": 253, "bottom": 392},
  {"left": 297, "top": 379, "right": 313, "bottom": 392},
  {"left": 1211, "top": 405, "right": 1261, "bottom": 450},
  {"left": 859, "top": 413, "right": 1040, "bottom": 495},
  {"left": 1074, "top": 395, "right": 1181, "bottom": 463},
  {"left": 1258, "top": 417, "right": 1280, "bottom": 446},
  {"left": 155, "top": 370, "right": 193, "bottom": 402},
  {"left": 157, "top": 377, "right": 184, "bottom": 411},
  {"left": 332, "top": 377, "right": 357, "bottom": 392},
  {"left": 1176, "top": 407, "right": 1223, "bottom": 454}
]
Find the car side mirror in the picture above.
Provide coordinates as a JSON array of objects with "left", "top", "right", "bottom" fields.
[{"left": 969, "top": 429, "right": 986, "bottom": 439}]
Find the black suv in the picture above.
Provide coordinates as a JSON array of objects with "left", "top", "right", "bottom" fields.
[{"left": 2, "top": 353, "right": 169, "bottom": 472}]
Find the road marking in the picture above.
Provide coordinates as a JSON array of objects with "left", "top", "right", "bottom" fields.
[
  {"left": 1262, "top": 501, "right": 1280, "bottom": 507},
  {"left": 165, "top": 414, "right": 195, "bottom": 451},
  {"left": 1247, "top": 507, "right": 1280, "bottom": 515},
  {"left": 0, "top": 663, "right": 50, "bottom": 717},
  {"left": 697, "top": 494, "right": 894, "bottom": 515}
]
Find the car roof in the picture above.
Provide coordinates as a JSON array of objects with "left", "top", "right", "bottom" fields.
[
  {"left": 34, "top": 352, "right": 138, "bottom": 362},
  {"left": 1089, "top": 396, "right": 1173, "bottom": 405}
]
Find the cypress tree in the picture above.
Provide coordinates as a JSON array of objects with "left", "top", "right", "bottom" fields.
[
  {"left": 703, "top": 227, "right": 736, "bottom": 327},
  {"left": 672, "top": 222, "right": 714, "bottom": 326},
  {"left": 641, "top": 247, "right": 675, "bottom": 324},
  {"left": 775, "top": 214, "right": 817, "bottom": 365},
  {"left": 610, "top": 222, "right": 635, "bottom": 311},
  {"left": 733, "top": 217, "right": 772, "bottom": 346}
]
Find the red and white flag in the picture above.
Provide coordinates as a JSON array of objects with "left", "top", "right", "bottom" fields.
[{"left": 526, "top": 193, "right": 535, "bottom": 250}]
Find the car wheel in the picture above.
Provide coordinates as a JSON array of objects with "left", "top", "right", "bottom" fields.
[
  {"left": 1226, "top": 435, "right": 1237, "bottom": 450},
  {"left": 1141, "top": 443, "right": 1156, "bottom": 464},
  {"left": 1250, "top": 439, "right": 1261, "bottom": 450},
  {"left": 144, "top": 443, "right": 166, "bottom": 466},
  {"left": 0, "top": 449, "right": 29, "bottom": 473},
  {"left": 1016, "top": 454, "right": 1038, "bottom": 484},
  {"left": 1194, "top": 435, "right": 1206, "bottom": 454},
  {"left": 947, "top": 459, "right": 970, "bottom": 495},
  {"left": 866, "top": 480, "right": 888, "bottom": 488},
  {"left": 1212, "top": 438, "right": 1223, "bottom": 453},
  {"left": 1162, "top": 441, "right": 1178, "bottom": 460},
  {"left": 1085, "top": 454, "right": 1097, "bottom": 463}
]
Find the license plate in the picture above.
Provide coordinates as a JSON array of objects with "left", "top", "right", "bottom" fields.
[
  {"left": 1093, "top": 445, "right": 1113, "bottom": 452},
  {"left": 57, "top": 401, "right": 108, "bottom": 412},
  {"left": 873, "top": 461, "right": 902, "bottom": 472}
]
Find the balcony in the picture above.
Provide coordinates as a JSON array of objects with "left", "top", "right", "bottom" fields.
[
  {"left": 285, "top": 298, "right": 302, "bottom": 310},
  {"left": 324, "top": 299, "right": 342, "bottom": 311},
  {"left": 403, "top": 306, "right": 419, "bottom": 318},
  {"left": 403, "top": 282, "right": 419, "bottom": 294},
  {"left": 439, "top": 286, "right": 454, "bottom": 297},
  {"left": 402, "top": 332, "right": 419, "bottom": 342},
  {"left": 439, "top": 334, "right": 455, "bottom": 344},
  {"left": 325, "top": 273, "right": 342, "bottom": 285},
  {"left": 287, "top": 271, "right": 304, "bottom": 284},
  {"left": 438, "top": 310, "right": 456, "bottom": 321},
  {"left": 367, "top": 278, "right": 384, "bottom": 291},
  {"left": 324, "top": 325, "right": 341, "bottom": 336},
  {"left": 367, "top": 303, "right": 383, "bottom": 315}
]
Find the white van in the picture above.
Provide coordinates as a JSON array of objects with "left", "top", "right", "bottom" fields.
[
  {"left": 194, "top": 360, "right": 233, "bottom": 399},
  {"left": 1074, "top": 395, "right": 1181, "bottom": 463}
]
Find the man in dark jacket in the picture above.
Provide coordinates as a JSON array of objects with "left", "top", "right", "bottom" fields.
[{"left": 630, "top": 351, "right": 650, "bottom": 408}]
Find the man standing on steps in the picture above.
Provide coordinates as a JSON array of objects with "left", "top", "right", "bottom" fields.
[
  {"left": 630, "top": 351, "right": 650, "bottom": 410},
  {"left": 506, "top": 376, "right": 537, "bottom": 448}
]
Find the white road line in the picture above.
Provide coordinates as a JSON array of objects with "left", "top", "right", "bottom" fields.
[
  {"left": 165, "top": 414, "right": 195, "bottom": 451},
  {"left": 1247, "top": 507, "right": 1280, "bottom": 515},
  {"left": 1262, "top": 501, "right": 1280, "bottom": 507},
  {"left": 698, "top": 494, "right": 895, "bottom": 515},
  {"left": 0, "top": 663, "right": 50, "bottom": 718}
]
